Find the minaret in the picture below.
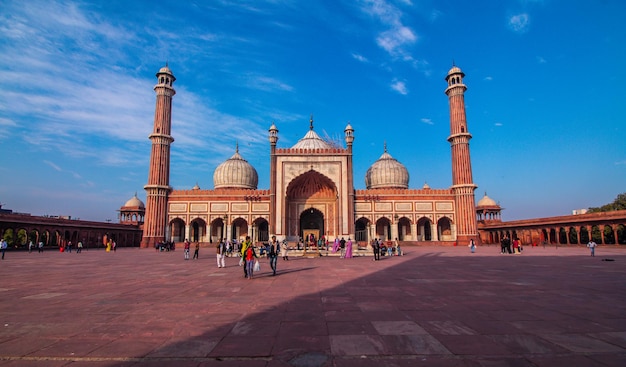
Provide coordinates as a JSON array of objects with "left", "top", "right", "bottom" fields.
[
  {"left": 268, "top": 122, "right": 278, "bottom": 238},
  {"left": 344, "top": 123, "right": 355, "bottom": 236},
  {"left": 445, "top": 65, "right": 477, "bottom": 244},
  {"left": 141, "top": 64, "right": 176, "bottom": 248}
]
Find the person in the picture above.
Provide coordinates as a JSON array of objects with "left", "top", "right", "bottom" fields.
[
  {"left": 192, "top": 242, "right": 200, "bottom": 259},
  {"left": 216, "top": 239, "right": 226, "bottom": 267},
  {"left": 67, "top": 241, "right": 72, "bottom": 253},
  {"left": 340, "top": 237, "right": 346, "bottom": 258},
  {"left": 225, "top": 239, "right": 232, "bottom": 257},
  {"left": 469, "top": 238, "right": 476, "bottom": 253},
  {"left": 183, "top": 239, "right": 190, "bottom": 260},
  {"left": 38, "top": 241, "right": 44, "bottom": 253},
  {"left": 77, "top": 241, "right": 83, "bottom": 253},
  {"left": 0, "top": 238, "right": 7, "bottom": 260},
  {"left": 240, "top": 236, "right": 252, "bottom": 278},
  {"left": 332, "top": 237, "right": 339, "bottom": 253},
  {"left": 244, "top": 242, "right": 258, "bottom": 279},
  {"left": 387, "top": 241, "right": 393, "bottom": 257},
  {"left": 372, "top": 238, "right": 380, "bottom": 261},
  {"left": 395, "top": 238, "right": 402, "bottom": 256},
  {"left": 106, "top": 239, "right": 112, "bottom": 252},
  {"left": 281, "top": 239, "right": 289, "bottom": 261},
  {"left": 587, "top": 240, "right": 597, "bottom": 257},
  {"left": 28, "top": 241, "right": 34, "bottom": 253},
  {"left": 512, "top": 238, "right": 519, "bottom": 254},
  {"left": 345, "top": 238, "right": 353, "bottom": 259},
  {"left": 112, "top": 240, "right": 117, "bottom": 252},
  {"left": 268, "top": 236, "right": 278, "bottom": 276}
]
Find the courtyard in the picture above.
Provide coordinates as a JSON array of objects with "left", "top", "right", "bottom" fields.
[{"left": 0, "top": 245, "right": 625, "bottom": 366}]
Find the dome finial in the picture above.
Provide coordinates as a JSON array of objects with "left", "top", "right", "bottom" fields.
[
  {"left": 384, "top": 141, "right": 387, "bottom": 153},
  {"left": 309, "top": 114, "right": 314, "bottom": 130},
  {"left": 236, "top": 141, "right": 239, "bottom": 153}
]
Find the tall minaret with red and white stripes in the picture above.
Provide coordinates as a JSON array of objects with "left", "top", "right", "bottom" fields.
[
  {"left": 445, "top": 65, "right": 477, "bottom": 244},
  {"left": 141, "top": 64, "right": 176, "bottom": 248}
]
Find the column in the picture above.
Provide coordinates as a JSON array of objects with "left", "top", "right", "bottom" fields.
[{"left": 410, "top": 222, "right": 417, "bottom": 241}]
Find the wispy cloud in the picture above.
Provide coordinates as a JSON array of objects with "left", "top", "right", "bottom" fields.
[
  {"left": 390, "top": 79, "right": 408, "bottom": 95},
  {"left": 44, "top": 160, "right": 62, "bottom": 172},
  {"left": 508, "top": 13, "right": 530, "bottom": 33},
  {"left": 359, "top": 0, "right": 418, "bottom": 62},
  {"left": 352, "top": 53, "right": 369, "bottom": 63},
  {"left": 421, "top": 118, "right": 434, "bottom": 125},
  {"left": 245, "top": 75, "right": 294, "bottom": 92},
  {"left": 537, "top": 56, "right": 547, "bottom": 63},
  {"left": 484, "top": 76, "right": 493, "bottom": 81},
  {"left": 494, "top": 122, "right": 503, "bottom": 127},
  {"left": 615, "top": 160, "right": 626, "bottom": 165}
]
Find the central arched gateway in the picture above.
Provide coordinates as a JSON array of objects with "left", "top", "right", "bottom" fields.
[
  {"left": 285, "top": 170, "right": 337, "bottom": 241},
  {"left": 300, "top": 207, "right": 324, "bottom": 242}
]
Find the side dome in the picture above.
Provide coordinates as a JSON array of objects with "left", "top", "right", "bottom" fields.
[
  {"left": 123, "top": 193, "right": 145, "bottom": 209},
  {"left": 476, "top": 193, "right": 499, "bottom": 208},
  {"left": 365, "top": 144, "right": 409, "bottom": 189},
  {"left": 213, "top": 146, "right": 258, "bottom": 189}
]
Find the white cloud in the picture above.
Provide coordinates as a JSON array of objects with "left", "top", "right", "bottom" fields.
[
  {"left": 390, "top": 79, "right": 408, "bottom": 95},
  {"left": 421, "top": 118, "right": 433, "bottom": 125},
  {"left": 44, "top": 160, "right": 62, "bottom": 172},
  {"left": 484, "top": 76, "right": 493, "bottom": 81},
  {"left": 494, "top": 122, "right": 503, "bottom": 127},
  {"left": 360, "top": 0, "right": 418, "bottom": 61},
  {"left": 246, "top": 75, "right": 294, "bottom": 92},
  {"left": 352, "top": 53, "right": 369, "bottom": 63},
  {"left": 537, "top": 56, "right": 547, "bottom": 63},
  {"left": 508, "top": 13, "right": 530, "bottom": 33}
]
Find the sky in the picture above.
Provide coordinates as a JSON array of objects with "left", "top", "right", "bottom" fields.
[{"left": 0, "top": 0, "right": 625, "bottom": 222}]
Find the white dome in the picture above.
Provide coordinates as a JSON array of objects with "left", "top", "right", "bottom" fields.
[
  {"left": 365, "top": 145, "right": 409, "bottom": 189},
  {"left": 213, "top": 147, "right": 258, "bottom": 189},
  {"left": 477, "top": 193, "right": 498, "bottom": 207},
  {"left": 123, "top": 193, "right": 144, "bottom": 209},
  {"left": 291, "top": 116, "right": 332, "bottom": 149},
  {"left": 292, "top": 129, "right": 332, "bottom": 149}
]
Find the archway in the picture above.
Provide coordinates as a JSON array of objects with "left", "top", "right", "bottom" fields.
[
  {"left": 231, "top": 217, "right": 249, "bottom": 242},
  {"left": 253, "top": 218, "right": 269, "bottom": 243},
  {"left": 285, "top": 170, "right": 338, "bottom": 240},
  {"left": 169, "top": 218, "right": 185, "bottom": 243},
  {"left": 300, "top": 208, "right": 324, "bottom": 244},
  {"left": 190, "top": 218, "right": 206, "bottom": 243},
  {"left": 397, "top": 217, "right": 411, "bottom": 241},
  {"left": 355, "top": 217, "right": 370, "bottom": 242},
  {"left": 375, "top": 217, "right": 391, "bottom": 241},
  {"left": 437, "top": 217, "right": 452, "bottom": 241},
  {"left": 210, "top": 218, "right": 226, "bottom": 243},
  {"left": 417, "top": 217, "right": 432, "bottom": 241}
]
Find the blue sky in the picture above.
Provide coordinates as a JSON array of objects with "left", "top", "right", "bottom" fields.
[{"left": 0, "top": 0, "right": 624, "bottom": 222}]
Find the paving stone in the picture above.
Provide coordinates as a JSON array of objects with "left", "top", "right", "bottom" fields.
[{"left": 0, "top": 246, "right": 625, "bottom": 365}]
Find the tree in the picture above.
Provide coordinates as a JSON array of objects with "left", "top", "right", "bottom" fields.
[{"left": 588, "top": 193, "right": 626, "bottom": 213}]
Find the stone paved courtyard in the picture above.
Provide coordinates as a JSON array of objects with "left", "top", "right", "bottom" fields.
[{"left": 0, "top": 245, "right": 625, "bottom": 366}]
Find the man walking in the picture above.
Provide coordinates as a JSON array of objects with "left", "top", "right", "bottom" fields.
[
  {"left": 216, "top": 239, "right": 226, "bottom": 267},
  {"left": 269, "top": 236, "right": 279, "bottom": 275},
  {"left": 587, "top": 240, "right": 597, "bottom": 257}
]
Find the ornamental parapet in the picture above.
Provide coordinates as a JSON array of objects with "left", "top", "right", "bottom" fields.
[
  {"left": 275, "top": 148, "right": 349, "bottom": 155},
  {"left": 170, "top": 188, "right": 270, "bottom": 198},
  {"left": 355, "top": 188, "right": 454, "bottom": 197}
]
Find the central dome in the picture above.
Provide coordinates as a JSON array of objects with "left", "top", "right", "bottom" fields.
[
  {"left": 291, "top": 116, "right": 332, "bottom": 149},
  {"left": 213, "top": 146, "right": 258, "bottom": 189},
  {"left": 365, "top": 145, "right": 409, "bottom": 189}
]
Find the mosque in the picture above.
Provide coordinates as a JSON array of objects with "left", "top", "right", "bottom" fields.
[{"left": 124, "top": 64, "right": 483, "bottom": 248}]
